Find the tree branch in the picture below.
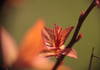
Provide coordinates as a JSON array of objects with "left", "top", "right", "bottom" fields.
[{"left": 52, "top": 0, "right": 97, "bottom": 70}]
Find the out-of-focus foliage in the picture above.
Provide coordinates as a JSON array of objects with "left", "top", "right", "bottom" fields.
[{"left": 1, "top": 20, "right": 72, "bottom": 70}]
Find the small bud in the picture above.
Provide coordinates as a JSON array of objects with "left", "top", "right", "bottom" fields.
[
  {"left": 80, "top": 10, "right": 85, "bottom": 16},
  {"left": 76, "top": 33, "right": 83, "bottom": 42},
  {"left": 79, "top": 33, "right": 84, "bottom": 38}
]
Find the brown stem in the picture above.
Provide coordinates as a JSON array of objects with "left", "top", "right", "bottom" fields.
[{"left": 52, "top": 0, "right": 97, "bottom": 70}]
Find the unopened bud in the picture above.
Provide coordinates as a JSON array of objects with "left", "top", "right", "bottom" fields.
[{"left": 80, "top": 11, "right": 85, "bottom": 16}]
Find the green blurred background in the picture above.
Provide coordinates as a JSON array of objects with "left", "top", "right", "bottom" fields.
[{"left": 2, "top": 0, "right": 100, "bottom": 70}]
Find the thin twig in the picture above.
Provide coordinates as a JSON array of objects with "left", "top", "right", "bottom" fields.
[
  {"left": 52, "top": 0, "right": 97, "bottom": 70},
  {"left": 88, "top": 48, "right": 94, "bottom": 70},
  {"left": 94, "top": 55, "right": 100, "bottom": 59},
  {"left": 88, "top": 48, "right": 100, "bottom": 70}
]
